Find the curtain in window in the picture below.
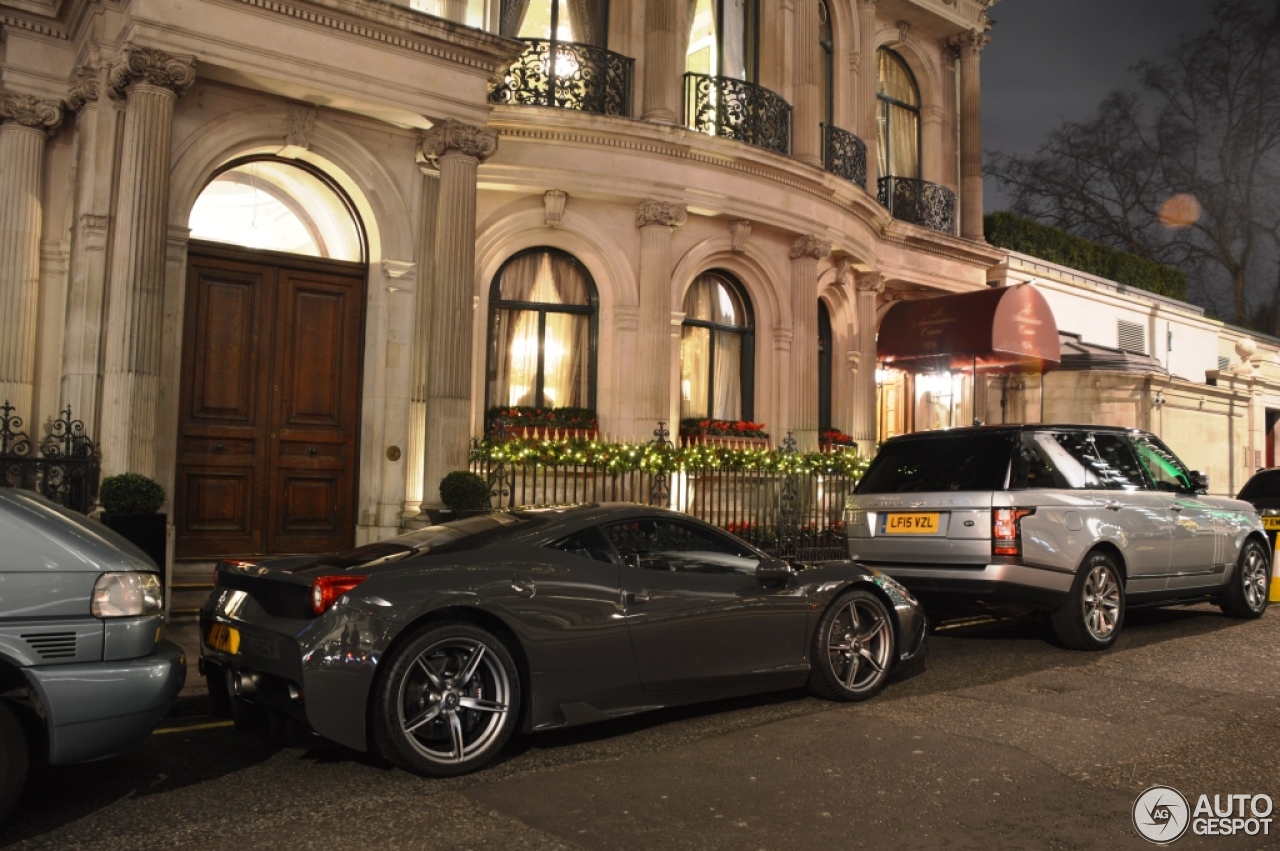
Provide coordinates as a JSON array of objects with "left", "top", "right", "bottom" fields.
[
  {"left": 565, "top": 0, "right": 604, "bottom": 46},
  {"left": 543, "top": 312, "right": 589, "bottom": 406},
  {"left": 712, "top": 331, "right": 742, "bottom": 419},
  {"left": 721, "top": 0, "right": 746, "bottom": 80},
  {"left": 876, "top": 50, "right": 920, "bottom": 179},
  {"left": 680, "top": 325, "right": 710, "bottom": 419},
  {"left": 501, "top": 0, "right": 533, "bottom": 36}
]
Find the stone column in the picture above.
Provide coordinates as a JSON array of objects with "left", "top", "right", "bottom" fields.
[
  {"left": 642, "top": 0, "right": 684, "bottom": 124},
  {"left": 406, "top": 167, "right": 440, "bottom": 517},
  {"left": 442, "top": 0, "right": 467, "bottom": 24},
  {"left": 792, "top": 0, "right": 822, "bottom": 167},
  {"left": 856, "top": 0, "right": 879, "bottom": 188},
  {"left": 61, "top": 65, "right": 110, "bottom": 436},
  {"left": 852, "top": 271, "right": 884, "bottom": 452},
  {"left": 950, "top": 28, "right": 989, "bottom": 241},
  {"left": 789, "top": 235, "right": 830, "bottom": 450},
  {"left": 635, "top": 199, "right": 686, "bottom": 431},
  {"left": 417, "top": 120, "right": 497, "bottom": 511},
  {"left": 0, "top": 91, "right": 63, "bottom": 416},
  {"left": 98, "top": 46, "right": 196, "bottom": 480}
]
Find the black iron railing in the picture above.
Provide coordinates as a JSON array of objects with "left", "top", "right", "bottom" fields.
[
  {"left": 683, "top": 73, "right": 791, "bottom": 156},
  {"left": 0, "top": 401, "right": 98, "bottom": 513},
  {"left": 471, "top": 426, "right": 854, "bottom": 562},
  {"left": 821, "top": 123, "right": 867, "bottom": 188},
  {"left": 877, "top": 176, "right": 957, "bottom": 234},
  {"left": 489, "top": 38, "right": 634, "bottom": 117}
]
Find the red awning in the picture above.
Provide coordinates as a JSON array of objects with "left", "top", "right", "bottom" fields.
[{"left": 876, "top": 284, "right": 1060, "bottom": 373}]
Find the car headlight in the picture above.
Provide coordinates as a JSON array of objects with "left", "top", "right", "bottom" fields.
[{"left": 91, "top": 572, "right": 163, "bottom": 617}]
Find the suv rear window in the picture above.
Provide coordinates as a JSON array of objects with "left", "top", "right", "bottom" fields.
[
  {"left": 1239, "top": 469, "right": 1280, "bottom": 499},
  {"left": 856, "top": 434, "right": 1015, "bottom": 493}
]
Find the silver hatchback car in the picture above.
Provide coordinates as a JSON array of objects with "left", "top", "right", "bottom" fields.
[{"left": 845, "top": 425, "right": 1273, "bottom": 649}]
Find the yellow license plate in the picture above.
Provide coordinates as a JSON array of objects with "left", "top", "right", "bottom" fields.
[
  {"left": 205, "top": 623, "right": 240, "bottom": 655},
  {"left": 882, "top": 512, "right": 940, "bottom": 535},
  {"left": 1263, "top": 517, "right": 1280, "bottom": 531}
]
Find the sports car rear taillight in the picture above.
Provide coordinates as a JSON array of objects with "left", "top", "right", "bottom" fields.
[
  {"left": 992, "top": 508, "right": 1035, "bottom": 557},
  {"left": 311, "top": 574, "right": 367, "bottom": 615}
]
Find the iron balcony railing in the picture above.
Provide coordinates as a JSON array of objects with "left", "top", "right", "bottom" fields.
[
  {"left": 877, "top": 176, "right": 957, "bottom": 235},
  {"left": 0, "top": 401, "right": 98, "bottom": 514},
  {"left": 489, "top": 38, "right": 634, "bottom": 118},
  {"left": 683, "top": 73, "right": 792, "bottom": 156},
  {"left": 820, "top": 123, "right": 867, "bottom": 188}
]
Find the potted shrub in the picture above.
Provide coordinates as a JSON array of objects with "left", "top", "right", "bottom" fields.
[
  {"left": 99, "top": 473, "right": 167, "bottom": 575},
  {"left": 427, "top": 471, "right": 493, "bottom": 523}
]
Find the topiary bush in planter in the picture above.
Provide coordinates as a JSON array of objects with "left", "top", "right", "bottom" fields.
[
  {"left": 439, "top": 471, "right": 492, "bottom": 512},
  {"left": 98, "top": 473, "right": 168, "bottom": 575}
]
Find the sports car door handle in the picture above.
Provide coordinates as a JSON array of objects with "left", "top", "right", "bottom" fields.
[
  {"left": 1103, "top": 501, "right": 1123, "bottom": 511},
  {"left": 627, "top": 590, "right": 651, "bottom": 605},
  {"left": 511, "top": 575, "right": 536, "bottom": 598}
]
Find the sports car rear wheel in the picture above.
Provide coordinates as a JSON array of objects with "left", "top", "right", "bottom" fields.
[
  {"left": 807, "top": 588, "right": 895, "bottom": 702},
  {"left": 372, "top": 622, "right": 521, "bottom": 777}
]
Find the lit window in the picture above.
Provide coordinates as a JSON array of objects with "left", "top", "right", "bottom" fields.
[
  {"left": 686, "top": 0, "right": 759, "bottom": 81},
  {"left": 188, "top": 160, "right": 362, "bottom": 262},
  {"left": 501, "top": 0, "right": 608, "bottom": 45},
  {"left": 680, "top": 272, "right": 754, "bottom": 420},
  {"left": 876, "top": 49, "right": 921, "bottom": 180},
  {"left": 486, "top": 248, "right": 597, "bottom": 410}
]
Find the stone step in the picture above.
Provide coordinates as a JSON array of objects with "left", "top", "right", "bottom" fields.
[{"left": 169, "top": 560, "right": 217, "bottom": 617}]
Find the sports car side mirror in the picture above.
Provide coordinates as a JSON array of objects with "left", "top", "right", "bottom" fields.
[{"left": 756, "top": 558, "right": 795, "bottom": 582}]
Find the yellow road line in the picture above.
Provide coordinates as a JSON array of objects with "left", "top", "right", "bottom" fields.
[{"left": 153, "top": 720, "right": 234, "bottom": 735}]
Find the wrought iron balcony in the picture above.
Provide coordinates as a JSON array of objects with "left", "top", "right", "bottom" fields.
[
  {"left": 683, "top": 73, "right": 791, "bottom": 156},
  {"left": 820, "top": 123, "right": 866, "bottom": 188},
  {"left": 877, "top": 176, "right": 957, "bottom": 235},
  {"left": 489, "top": 38, "right": 634, "bottom": 117}
]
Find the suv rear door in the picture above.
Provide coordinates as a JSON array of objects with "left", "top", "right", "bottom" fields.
[
  {"left": 1082, "top": 432, "right": 1172, "bottom": 594},
  {"left": 1130, "top": 433, "right": 1221, "bottom": 586}
]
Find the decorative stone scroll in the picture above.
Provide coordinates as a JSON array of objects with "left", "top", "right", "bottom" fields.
[
  {"left": 730, "top": 220, "right": 752, "bottom": 252},
  {"left": 66, "top": 66, "right": 101, "bottom": 113},
  {"left": 789, "top": 234, "right": 831, "bottom": 261},
  {"left": 285, "top": 102, "right": 317, "bottom": 150},
  {"left": 543, "top": 190, "right": 567, "bottom": 227},
  {"left": 108, "top": 45, "right": 197, "bottom": 99},
  {"left": 0, "top": 90, "right": 63, "bottom": 134},
  {"left": 420, "top": 119, "right": 498, "bottom": 169},
  {"left": 635, "top": 199, "right": 687, "bottom": 229}
]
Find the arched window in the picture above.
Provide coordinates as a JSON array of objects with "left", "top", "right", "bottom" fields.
[
  {"left": 501, "top": 0, "right": 609, "bottom": 46},
  {"left": 876, "top": 48, "right": 920, "bottom": 180},
  {"left": 680, "top": 272, "right": 754, "bottom": 420},
  {"left": 188, "top": 159, "right": 364, "bottom": 261},
  {"left": 819, "top": 0, "right": 833, "bottom": 125},
  {"left": 486, "top": 248, "right": 597, "bottom": 411},
  {"left": 686, "top": 0, "right": 760, "bottom": 81}
]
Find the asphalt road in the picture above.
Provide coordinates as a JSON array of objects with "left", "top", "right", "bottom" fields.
[{"left": 3, "top": 604, "right": 1278, "bottom": 851}]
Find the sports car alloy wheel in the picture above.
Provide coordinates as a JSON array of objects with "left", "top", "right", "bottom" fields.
[
  {"left": 807, "top": 588, "right": 895, "bottom": 701},
  {"left": 373, "top": 623, "right": 520, "bottom": 776}
]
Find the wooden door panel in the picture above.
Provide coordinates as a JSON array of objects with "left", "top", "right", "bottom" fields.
[
  {"left": 284, "top": 288, "right": 346, "bottom": 425},
  {"left": 188, "top": 279, "right": 260, "bottom": 422},
  {"left": 178, "top": 471, "right": 255, "bottom": 533}
]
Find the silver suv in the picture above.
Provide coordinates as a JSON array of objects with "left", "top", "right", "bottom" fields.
[{"left": 845, "top": 425, "right": 1272, "bottom": 649}]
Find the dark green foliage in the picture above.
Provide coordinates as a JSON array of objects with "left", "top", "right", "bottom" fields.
[
  {"left": 439, "top": 471, "right": 491, "bottom": 511},
  {"left": 99, "top": 473, "right": 166, "bottom": 515},
  {"left": 485, "top": 406, "right": 598, "bottom": 429},
  {"left": 984, "top": 212, "right": 1187, "bottom": 300}
]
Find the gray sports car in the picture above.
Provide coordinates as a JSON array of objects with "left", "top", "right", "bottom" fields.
[{"left": 200, "top": 504, "right": 926, "bottom": 776}]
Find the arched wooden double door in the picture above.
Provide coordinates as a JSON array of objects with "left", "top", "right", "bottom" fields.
[{"left": 175, "top": 242, "right": 365, "bottom": 557}]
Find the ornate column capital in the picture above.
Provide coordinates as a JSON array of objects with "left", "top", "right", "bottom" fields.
[
  {"left": 635, "top": 199, "right": 687, "bottom": 229},
  {"left": 946, "top": 28, "right": 991, "bottom": 59},
  {"left": 855, "top": 271, "right": 885, "bottom": 294},
  {"left": 789, "top": 234, "right": 831, "bottom": 261},
  {"left": 0, "top": 90, "right": 64, "bottom": 135},
  {"left": 108, "top": 45, "right": 197, "bottom": 100},
  {"left": 66, "top": 66, "right": 101, "bottom": 113},
  {"left": 420, "top": 119, "right": 498, "bottom": 168}
]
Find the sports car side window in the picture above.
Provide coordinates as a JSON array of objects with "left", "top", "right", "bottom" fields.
[
  {"left": 547, "top": 527, "right": 618, "bottom": 564},
  {"left": 603, "top": 520, "right": 761, "bottom": 576}
]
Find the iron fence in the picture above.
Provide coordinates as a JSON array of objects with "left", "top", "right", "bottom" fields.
[
  {"left": 683, "top": 72, "right": 791, "bottom": 156},
  {"left": 489, "top": 38, "right": 634, "bottom": 117},
  {"left": 821, "top": 123, "right": 867, "bottom": 188},
  {"left": 0, "top": 401, "right": 98, "bottom": 513},
  {"left": 876, "top": 176, "right": 957, "bottom": 235},
  {"left": 471, "top": 425, "right": 855, "bottom": 562}
]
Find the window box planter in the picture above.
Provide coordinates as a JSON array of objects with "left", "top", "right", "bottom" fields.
[
  {"left": 498, "top": 426, "right": 600, "bottom": 442},
  {"left": 681, "top": 434, "right": 771, "bottom": 450}
]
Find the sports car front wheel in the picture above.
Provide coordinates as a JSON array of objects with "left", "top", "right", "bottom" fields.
[
  {"left": 807, "top": 588, "right": 896, "bottom": 702},
  {"left": 372, "top": 622, "right": 521, "bottom": 777}
]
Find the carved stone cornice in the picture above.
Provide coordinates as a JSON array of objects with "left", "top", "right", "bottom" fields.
[
  {"left": 946, "top": 28, "right": 990, "bottom": 58},
  {"left": 66, "top": 66, "right": 101, "bottom": 113},
  {"left": 789, "top": 234, "right": 831, "bottom": 261},
  {"left": 0, "top": 90, "right": 64, "bottom": 135},
  {"left": 420, "top": 119, "right": 498, "bottom": 167},
  {"left": 635, "top": 199, "right": 687, "bottom": 229},
  {"left": 855, "top": 271, "right": 886, "bottom": 294},
  {"left": 108, "top": 45, "right": 197, "bottom": 99}
]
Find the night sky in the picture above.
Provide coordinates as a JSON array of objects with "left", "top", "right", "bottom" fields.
[{"left": 982, "top": 0, "right": 1217, "bottom": 212}]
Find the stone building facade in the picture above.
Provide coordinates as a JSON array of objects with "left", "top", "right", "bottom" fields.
[{"left": 0, "top": 0, "right": 999, "bottom": 558}]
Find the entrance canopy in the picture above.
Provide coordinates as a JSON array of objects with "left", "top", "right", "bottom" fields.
[{"left": 877, "top": 284, "right": 1060, "bottom": 373}]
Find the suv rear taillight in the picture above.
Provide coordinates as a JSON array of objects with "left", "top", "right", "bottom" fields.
[{"left": 992, "top": 508, "right": 1036, "bottom": 557}]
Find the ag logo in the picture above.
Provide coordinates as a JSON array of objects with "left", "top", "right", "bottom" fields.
[{"left": 1134, "top": 785, "right": 1191, "bottom": 844}]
